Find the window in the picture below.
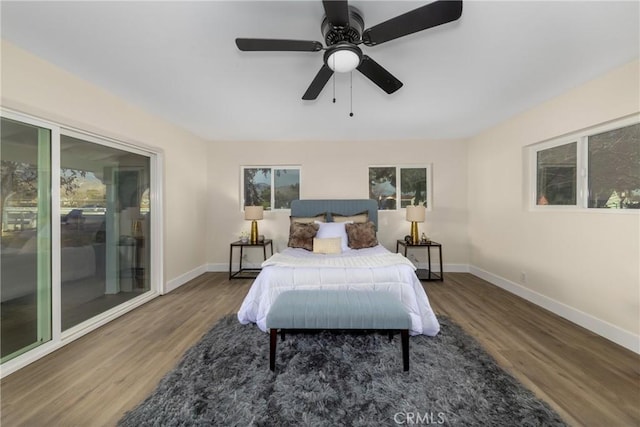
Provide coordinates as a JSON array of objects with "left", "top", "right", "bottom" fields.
[
  {"left": 536, "top": 142, "right": 577, "bottom": 205},
  {"left": 59, "top": 133, "right": 152, "bottom": 331},
  {"left": 241, "top": 166, "right": 300, "bottom": 210},
  {"left": 531, "top": 116, "right": 639, "bottom": 210},
  {"left": 400, "top": 167, "right": 428, "bottom": 208},
  {"left": 1, "top": 116, "right": 53, "bottom": 363},
  {"left": 588, "top": 124, "right": 639, "bottom": 208},
  {"left": 369, "top": 165, "right": 431, "bottom": 210},
  {"left": 369, "top": 167, "right": 397, "bottom": 210}
]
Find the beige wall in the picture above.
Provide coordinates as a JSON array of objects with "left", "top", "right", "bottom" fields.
[
  {"left": 206, "top": 139, "right": 469, "bottom": 268},
  {"left": 1, "top": 40, "right": 209, "bottom": 287},
  {"left": 467, "top": 60, "right": 640, "bottom": 344}
]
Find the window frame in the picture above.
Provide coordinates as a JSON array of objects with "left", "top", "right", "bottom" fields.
[
  {"left": 240, "top": 165, "right": 301, "bottom": 211},
  {"left": 529, "top": 114, "right": 639, "bottom": 213}
]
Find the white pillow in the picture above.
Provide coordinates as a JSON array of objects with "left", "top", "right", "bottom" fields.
[{"left": 315, "top": 221, "right": 351, "bottom": 252}]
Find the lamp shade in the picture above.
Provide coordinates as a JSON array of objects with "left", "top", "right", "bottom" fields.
[
  {"left": 406, "top": 205, "right": 425, "bottom": 223},
  {"left": 244, "top": 206, "right": 264, "bottom": 221}
]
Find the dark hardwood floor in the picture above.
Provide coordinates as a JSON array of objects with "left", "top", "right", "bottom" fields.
[{"left": 1, "top": 272, "right": 638, "bottom": 426}]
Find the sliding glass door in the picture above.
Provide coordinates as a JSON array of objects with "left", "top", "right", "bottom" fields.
[
  {"left": 60, "top": 133, "right": 151, "bottom": 331},
  {"left": 1, "top": 111, "right": 160, "bottom": 373},
  {"left": 1, "top": 117, "right": 53, "bottom": 362}
]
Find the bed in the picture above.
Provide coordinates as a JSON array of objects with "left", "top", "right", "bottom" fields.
[{"left": 237, "top": 199, "right": 440, "bottom": 336}]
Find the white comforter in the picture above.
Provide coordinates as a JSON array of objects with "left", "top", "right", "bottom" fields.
[{"left": 237, "top": 245, "right": 440, "bottom": 336}]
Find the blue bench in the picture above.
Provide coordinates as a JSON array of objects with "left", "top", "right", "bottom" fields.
[{"left": 266, "top": 290, "right": 411, "bottom": 371}]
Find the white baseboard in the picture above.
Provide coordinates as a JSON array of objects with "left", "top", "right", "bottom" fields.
[
  {"left": 445, "top": 264, "right": 470, "bottom": 273},
  {"left": 469, "top": 265, "right": 639, "bottom": 354},
  {"left": 206, "top": 263, "right": 469, "bottom": 274},
  {"left": 413, "top": 263, "right": 469, "bottom": 273},
  {"left": 207, "top": 263, "right": 227, "bottom": 272},
  {"left": 207, "top": 262, "right": 261, "bottom": 273},
  {"left": 165, "top": 264, "right": 208, "bottom": 293},
  {"left": 211, "top": 263, "right": 469, "bottom": 273}
]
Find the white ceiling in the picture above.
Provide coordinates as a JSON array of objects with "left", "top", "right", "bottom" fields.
[{"left": 1, "top": 1, "right": 638, "bottom": 142}]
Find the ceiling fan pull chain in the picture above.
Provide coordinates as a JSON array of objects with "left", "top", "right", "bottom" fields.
[
  {"left": 332, "top": 55, "right": 336, "bottom": 103},
  {"left": 349, "top": 72, "right": 354, "bottom": 117}
]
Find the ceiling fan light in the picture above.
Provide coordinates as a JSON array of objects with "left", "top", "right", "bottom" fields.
[{"left": 327, "top": 49, "right": 361, "bottom": 73}]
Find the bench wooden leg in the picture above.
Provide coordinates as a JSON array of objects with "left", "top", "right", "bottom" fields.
[
  {"left": 270, "top": 329, "right": 277, "bottom": 371},
  {"left": 401, "top": 330, "right": 409, "bottom": 371}
]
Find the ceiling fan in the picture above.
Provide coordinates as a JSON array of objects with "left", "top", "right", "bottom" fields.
[{"left": 235, "top": 0, "right": 463, "bottom": 100}]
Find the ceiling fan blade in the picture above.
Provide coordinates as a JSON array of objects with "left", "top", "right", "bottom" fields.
[
  {"left": 302, "top": 64, "right": 334, "bottom": 100},
  {"left": 322, "top": 0, "right": 350, "bottom": 27},
  {"left": 362, "top": 0, "right": 463, "bottom": 46},
  {"left": 236, "top": 38, "right": 323, "bottom": 52},
  {"left": 356, "top": 55, "right": 403, "bottom": 94}
]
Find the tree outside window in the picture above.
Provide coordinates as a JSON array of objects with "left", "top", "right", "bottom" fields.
[
  {"left": 369, "top": 167, "right": 396, "bottom": 210},
  {"left": 536, "top": 142, "right": 577, "bottom": 206},
  {"left": 588, "top": 123, "right": 639, "bottom": 209},
  {"left": 369, "top": 166, "right": 430, "bottom": 210},
  {"left": 243, "top": 168, "right": 271, "bottom": 209},
  {"left": 242, "top": 167, "right": 300, "bottom": 210},
  {"left": 400, "top": 168, "right": 427, "bottom": 208}
]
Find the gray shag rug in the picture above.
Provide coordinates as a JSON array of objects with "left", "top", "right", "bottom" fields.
[{"left": 119, "top": 315, "right": 566, "bottom": 426}]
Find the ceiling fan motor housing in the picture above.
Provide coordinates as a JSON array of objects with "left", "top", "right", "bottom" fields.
[{"left": 321, "top": 6, "right": 364, "bottom": 46}]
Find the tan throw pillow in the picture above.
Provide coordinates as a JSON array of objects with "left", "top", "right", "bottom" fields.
[
  {"left": 345, "top": 221, "right": 378, "bottom": 249},
  {"left": 288, "top": 222, "right": 319, "bottom": 251},
  {"left": 332, "top": 210, "right": 369, "bottom": 223},
  {"left": 312, "top": 237, "right": 342, "bottom": 254},
  {"left": 290, "top": 213, "right": 327, "bottom": 224}
]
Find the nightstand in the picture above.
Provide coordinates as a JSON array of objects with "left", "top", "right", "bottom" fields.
[
  {"left": 396, "top": 240, "right": 444, "bottom": 282},
  {"left": 229, "top": 239, "right": 273, "bottom": 279}
]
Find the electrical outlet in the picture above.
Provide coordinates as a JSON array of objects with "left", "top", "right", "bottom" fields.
[{"left": 520, "top": 272, "right": 527, "bottom": 283}]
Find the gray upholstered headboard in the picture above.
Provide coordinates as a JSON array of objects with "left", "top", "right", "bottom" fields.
[{"left": 290, "top": 199, "right": 378, "bottom": 229}]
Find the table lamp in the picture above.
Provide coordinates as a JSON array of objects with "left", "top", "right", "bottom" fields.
[
  {"left": 406, "top": 205, "right": 425, "bottom": 245},
  {"left": 244, "top": 206, "right": 264, "bottom": 244}
]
